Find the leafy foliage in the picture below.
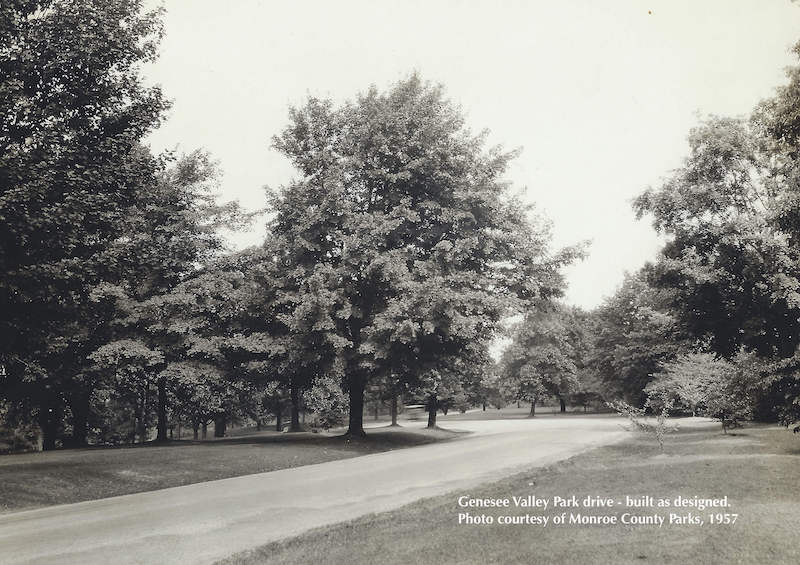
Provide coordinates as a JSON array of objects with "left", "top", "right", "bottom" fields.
[
  {"left": 0, "top": 0, "right": 168, "bottom": 448},
  {"left": 590, "top": 270, "right": 687, "bottom": 405},
  {"left": 499, "top": 305, "right": 580, "bottom": 413},
  {"left": 305, "top": 374, "right": 348, "bottom": 430},
  {"left": 633, "top": 44, "right": 800, "bottom": 428},
  {"left": 269, "top": 75, "right": 574, "bottom": 434},
  {"left": 645, "top": 352, "right": 729, "bottom": 415}
]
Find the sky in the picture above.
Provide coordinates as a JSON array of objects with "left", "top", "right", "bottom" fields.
[{"left": 143, "top": 0, "right": 800, "bottom": 310}]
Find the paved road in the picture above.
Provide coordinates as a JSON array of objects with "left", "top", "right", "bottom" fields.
[{"left": 0, "top": 416, "right": 627, "bottom": 565}]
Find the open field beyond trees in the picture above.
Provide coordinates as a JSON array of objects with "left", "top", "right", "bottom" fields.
[{"left": 223, "top": 421, "right": 800, "bottom": 565}]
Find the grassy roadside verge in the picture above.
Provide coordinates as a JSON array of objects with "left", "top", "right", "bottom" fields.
[
  {"left": 0, "top": 426, "right": 462, "bottom": 513},
  {"left": 222, "top": 422, "right": 800, "bottom": 565}
]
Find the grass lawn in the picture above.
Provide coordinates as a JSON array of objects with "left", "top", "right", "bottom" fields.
[
  {"left": 439, "top": 404, "right": 608, "bottom": 421},
  {"left": 0, "top": 426, "right": 461, "bottom": 514},
  {"left": 222, "top": 421, "right": 800, "bottom": 565}
]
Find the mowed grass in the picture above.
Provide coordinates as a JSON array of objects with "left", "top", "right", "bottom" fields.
[
  {"left": 0, "top": 426, "right": 461, "bottom": 513},
  {"left": 222, "top": 421, "right": 800, "bottom": 565},
  {"left": 439, "top": 404, "right": 608, "bottom": 421}
]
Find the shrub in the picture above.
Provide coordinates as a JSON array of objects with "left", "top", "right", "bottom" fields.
[
  {"left": 305, "top": 375, "right": 348, "bottom": 430},
  {"left": 607, "top": 399, "right": 678, "bottom": 451}
]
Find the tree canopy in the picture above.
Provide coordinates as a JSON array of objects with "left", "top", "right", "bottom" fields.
[
  {"left": 268, "top": 75, "right": 576, "bottom": 435},
  {"left": 632, "top": 43, "right": 800, "bottom": 427},
  {"left": 0, "top": 0, "right": 168, "bottom": 449}
]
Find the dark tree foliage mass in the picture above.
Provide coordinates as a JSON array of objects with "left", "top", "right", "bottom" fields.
[
  {"left": 632, "top": 44, "right": 800, "bottom": 428},
  {"left": 1, "top": 0, "right": 168, "bottom": 449},
  {"left": 0, "top": 2, "right": 573, "bottom": 448}
]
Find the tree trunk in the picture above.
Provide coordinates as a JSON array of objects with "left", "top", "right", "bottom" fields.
[
  {"left": 39, "top": 395, "right": 61, "bottom": 451},
  {"left": 177, "top": 423, "right": 182, "bottom": 439},
  {"left": 201, "top": 421, "right": 207, "bottom": 439},
  {"left": 427, "top": 395, "right": 438, "bottom": 429},
  {"left": 137, "top": 385, "right": 149, "bottom": 443},
  {"left": 214, "top": 414, "right": 227, "bottom": 437},
  {"left": 529, "top": 399, "right": 536, "bottom": 418},
  {"left": 156, "top": 376, "right": 168, "bottom": 442},
  {"left": 68, "top": 389, "right": 90, "bottom": 447},
  {"left": 41, "top": 419, "right": 58, "bottom": 451},
  {"left": 256, "top": 419, "right": 261, "bottom": 432},
  {"left": 559, "top": 397, "right": 566, "bottom": 413},
  {"left": 288, "top": 385, "right": 302, "bottom": 432},
  {"left": 346, "top": 374, "right": 367, "bottom": 437},
  {"left": 192, "top": 421, "right": 199, "bottom": 440},
  {"left": 275, "top": 408, "right": 283, "bottom": 432},
  {"left": 482, "top": 402, "right": 486, "bottom": 411},
  {"left": 390, "top": 394, "right": 399, "bottom": 426}
]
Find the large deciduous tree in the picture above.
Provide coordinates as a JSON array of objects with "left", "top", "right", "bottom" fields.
[
  {"left": 633, "top": 44, "right": 800, "bottom": 426},
  {"left": 633, "top": 116, "right": 800, "bottom": 359},
  {"left": 590, "top": 270, "right": 687, "bottom": 405},
  {"left": 500, "top": 305, "right": 579, "bottom": 417},
  {"left": 90, "top": 150, "right": 247, "bottom": 443},
  {"left": 0, "top": 0, "right": 167, "bottom": 449},
  {"left": 269, "top": 76, "right": 573, "bottom": 436},
  {"left": 92, "top": 216, "right": 251, "bottom": 444}
]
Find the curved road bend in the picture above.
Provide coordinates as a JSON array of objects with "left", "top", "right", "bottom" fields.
[{"left": 0, "top": 416, "right": 627, "bottom": 565}]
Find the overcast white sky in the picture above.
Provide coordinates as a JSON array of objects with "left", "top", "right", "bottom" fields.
[{"left": 143, "top": 0, "right": 800, "bottom": 310}]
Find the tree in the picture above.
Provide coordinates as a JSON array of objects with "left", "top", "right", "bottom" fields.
[
  {"left": 645, "top": 352, "right": 732, "bottom": 416},
  {"left": 559, "top": 306, "right": 594, "bottom": 412},
  {"left": 478, "top": 370, "right": 512, "bottom": 411},
  {"left": 0, "top": 0, "right": 168, "bottom": 449},
  {"left": 634, "top": 63, "right": 800, "bottom": 425},
  {"left": 305, "top": 373, "right": 348, "bottom": 430},
  {"left": 269, "top": 75, "right": 574, "bottom": 436},
  {"left": 634, "top": 116, "right": 800, "bottom": 359},
  {"left": 162, "top": 361, "right": 243, "bottom": 440},
  {"left": 500, "top": 305, "right": 579, "bottom": 417},
  {"left": 203, "top": 243, "right": 346, "bottom": 435},
  {"left": 88, "top": 339, "right": 163, "bottom": 443},
  {"left": 259, "top": 382, "right": 290, "bottom": 432},
  {"left": 566, "top": 309, "right": 608, "bottom": 411},
  {"left": 736, "top": 350, "right": 800, "bottom": 432},
  {"left": 405, "top": 348, "right": 488, "bottom": 428},
  {"left": 590, "top": 270, "right": 687, "bottom": 405},
  {"left": 88, "top": 151, "right": 247, "bottom": 443},
  {"left": 702, "top": 351, "right": 756, "bottom": 433},
  {"left": 367, "top": 372, "right": 406, "bottom": 427},
  {"left": 569, "top": 371, "right": 606, "bottom": 412}
]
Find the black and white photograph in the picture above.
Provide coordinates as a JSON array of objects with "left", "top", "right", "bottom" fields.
[{"left": 2, "top": 1, "right": 800, "bottom": 563}]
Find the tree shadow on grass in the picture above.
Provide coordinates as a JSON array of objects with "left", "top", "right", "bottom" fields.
[{"left": 166, "top": 426, "right": 468, "bottom": 451}]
